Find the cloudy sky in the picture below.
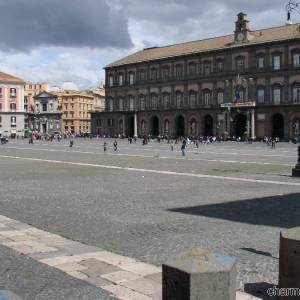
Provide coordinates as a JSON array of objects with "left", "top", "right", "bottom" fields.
[{"left": 0, "top": 0, "right": 299, "bottom": 89}]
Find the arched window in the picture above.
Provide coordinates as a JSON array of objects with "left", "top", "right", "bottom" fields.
[
  {"left": 273, "top": 84, "right": 282, "bottom": 105},
  {"left": 118, "top": 98, "right": 123, "bottom": 111},
  {"left": 119, "top": 119, "right": 123, "bottom": 133},
  {"left": 164, "top": 119, "right": 170, "bottom": 135},
  {"left": 190, "top": 118, "right": 197, "bottom": 135},
  {"left": 203, "top": 89, "right": 212, "bottom": 106},
  {"left": 257, "top": 86, "right": 265, "bottom": 104},
  {"left": 176, "top": 91, "right": 183, "bottom": 107},
  {"left": 163, "top": 93, "right": 170, "bottom": 108},
  {"left": 189, "top": 91, "right": 197, "bottom": 107},
  {"left": 151, "top": 94, "right": 158, "bottom": 109},
  {"left": 141, "top": 120, "right": 146, "bottom": 134},
  {"left": 292, "top": 83, "right": 300, "bottom": 103}
]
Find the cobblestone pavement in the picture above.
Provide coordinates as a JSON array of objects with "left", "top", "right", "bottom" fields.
[{"left": 0, "top": 139, "right": 299, "bottom": 298}]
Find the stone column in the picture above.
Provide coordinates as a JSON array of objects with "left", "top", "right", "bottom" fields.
[
  {"left": 134, "top": 112, "right": 138, "bottom": 137},
  {"left": 246, "top": 111, "right": 250, "bottom": 138},
  {"left": 251, "top": 109, "right": 255, "bottom": 140}
]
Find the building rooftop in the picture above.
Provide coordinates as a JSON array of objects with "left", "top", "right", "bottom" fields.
[
  {"left": 0, "top": 71, "right": 25, "bottom": 84},
  {"left": 106, "top": 23, "right": 300, "bottom": 68}
]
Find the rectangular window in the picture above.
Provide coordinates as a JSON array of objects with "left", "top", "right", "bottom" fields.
[
  {"left": 216, "top": 61, "right": 224, "bottom": 72},
  {"left": 42, "top": 103, "right": 47, "bottom": 111},
  {"left": 273, "top": 88, "right": 281, "bottom": 104},
  {"left": 217, "top": 92, "right": 224, "bottom": 104},
  {"left": 109, "top": 75, "right": 114, "bottom": 87},
  {"left": 0, "top": 102, "right": 2, "bottom": 111},
  {"left": 162, "top": 67, "right": 169, "bottom": 79},
  {"left": 151, "top": 69, "right": 157, "bottom": 80},
  {"left": 109, "top": 99, "right": 113, "bottom": 112},
  {"left": 11, "top": 116, "right": 16, "bottom": 127},
  {"left": 273, "top": 55, "right": 281, "bottom": 70},
  {"left": 236, "top": 58, "right": 245, "bottom": 72},
  {"left": 175, "top": 65, "right": 183, "bottom": 78},
  {"left": 129, "top": 73, "right": 134, "bottom": 85},
  {"left": 293, "top": 53, "right": 300, "bottom": 68},
  {"left": 10, "top": 103, "right": 16, "bottom": 111},
  {"left": 118, "top": 74, "right": 123, "bottom": 86},
  {"left": 10, "top": 88, "right": 16, "bottom": 96},
  {"left": 257, "top": 57, "right": 264, "bottom": 69},
  {"left": 203, "top": 63, "right": 211, "bottom": 75},
  {"left": 257, "top": 89, "right": 265, "bottom": 103},
  {"left": 293, "top": 87, "right": 300, "bottom": 103},
  {"left": 189, "top": 64, "right": 197, "bottom": 75},
  {"left": 129, "top": 97, "right": 134, "bottom": 111},
  {"left": 140, "top": 96, "right": 145, "bottom": 110},
  {"left": 204, "top": 93, "right": 211, "bottom": 105},
  {"left": 119, "top": 98, "right": 123, "bottom": 111},
  {"left": 139, "top": 70, "right": 146, "bottom": 81}
]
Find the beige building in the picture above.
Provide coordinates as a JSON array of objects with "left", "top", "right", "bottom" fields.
[
  {"left": 24, "top": 83, "right": 49, "bottom": 112},
  {"left": 56, "top": 90, "right": 95, "bottom": 134},
  {"left": 86, "top": 87, "right": 105, "bottom": 112}
]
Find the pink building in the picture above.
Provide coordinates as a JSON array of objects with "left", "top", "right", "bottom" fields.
[{"left": 0, "top": 71, "right": 25, "bottom": 137}]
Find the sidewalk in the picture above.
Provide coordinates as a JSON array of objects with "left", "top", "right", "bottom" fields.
[{"left": 0, "top": 214, "right": 261, "bottom": 300}]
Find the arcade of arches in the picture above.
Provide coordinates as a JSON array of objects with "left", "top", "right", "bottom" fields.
[{"left": 92, "top": 109, "right": 300, "bottom": 140}]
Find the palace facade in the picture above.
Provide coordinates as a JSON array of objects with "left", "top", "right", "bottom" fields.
[{"left": 91, "top": 13, "right": 300, "bottom": 140}]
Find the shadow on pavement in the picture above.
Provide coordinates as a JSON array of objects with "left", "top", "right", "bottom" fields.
[
  {"left": 244, "top": 282, "right": 277, "bottom": 300},
  {"left": 168, "top": 193, "right": 300, "bottom": 228}
]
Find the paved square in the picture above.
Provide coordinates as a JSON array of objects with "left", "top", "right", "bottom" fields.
[{"left": 0, "top": 138, "right": 299, "bottom": 297}]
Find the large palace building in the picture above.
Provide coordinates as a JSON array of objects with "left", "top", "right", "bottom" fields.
[{"left": 91, "top": 13, "right": 300, "bottom": 140}]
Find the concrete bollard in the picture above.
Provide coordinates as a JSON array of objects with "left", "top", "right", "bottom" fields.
[
  {"left": 279, "top": 227, "right": 300, "bottom": 299},
  {"left": 162, "top": 248, "right": 236, "bottom": 300}
]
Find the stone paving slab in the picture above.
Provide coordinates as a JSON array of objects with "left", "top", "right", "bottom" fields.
[{"left": 0, "top": 214, "right": 264, "bottom": 299}]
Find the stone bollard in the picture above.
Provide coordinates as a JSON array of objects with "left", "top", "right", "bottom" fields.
[
  {"left": 279, "top": 227, "right": 300, "bottom": 299},
  {"left": 162, "top": 248, "right": 236, "bottom": 300}
]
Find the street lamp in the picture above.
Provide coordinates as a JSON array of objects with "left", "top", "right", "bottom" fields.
[{"left": 292, "top": 122, "right": 300, "bottom": 177}]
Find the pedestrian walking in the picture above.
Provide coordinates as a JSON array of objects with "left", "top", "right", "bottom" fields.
[
  {"left": 104, "top": 142, "right": 107, "bottom": 152},
  {"left": 113, "top": 140, "right": 118, "bottom": 151},
  {"left": 181, "top": 139, "right": 187, "bottom": 157},
  {"left": 271, "top": 139, "right": 276, "bottom": 149},
  {"left": 170, "top": 140, "right": 174, "bottom": 151}
]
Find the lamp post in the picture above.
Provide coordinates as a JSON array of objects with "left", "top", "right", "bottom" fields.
[{"left": 292, "top": 124, "right": 300, "bottom": 177}]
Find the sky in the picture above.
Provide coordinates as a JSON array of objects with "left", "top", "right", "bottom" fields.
[{"left": 0, "top": 0, "right": 299, "bottom": 90}]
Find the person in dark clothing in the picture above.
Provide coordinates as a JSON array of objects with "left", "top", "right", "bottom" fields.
[{"left": 113, "top": 140, "right": 118, "bottom": 151}]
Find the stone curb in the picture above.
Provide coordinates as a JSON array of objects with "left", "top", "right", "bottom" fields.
[{"left": 0, "top": 214, "right": 263, "bottom": 300}]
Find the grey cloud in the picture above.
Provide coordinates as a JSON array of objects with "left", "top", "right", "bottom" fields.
[
  {"left": 0, "top": 0, "right": 133, "bottom": 51},
  {"left": 119, "top": 0, "right": 296, "bottom": 46}
]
